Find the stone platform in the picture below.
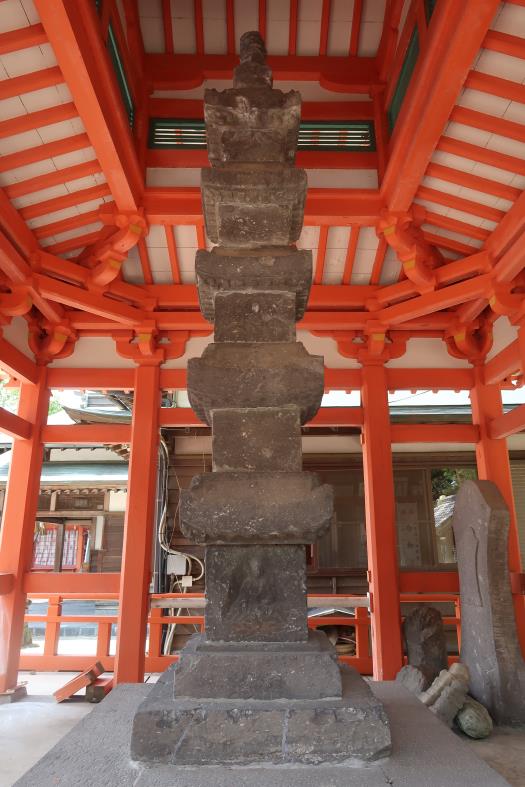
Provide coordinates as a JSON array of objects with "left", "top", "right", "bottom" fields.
[{"left": 15, "top": 682, "right": 510, "bottom": 787}]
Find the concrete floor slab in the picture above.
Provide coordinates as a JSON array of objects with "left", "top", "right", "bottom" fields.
[{"left": 12, "top": 680, "right": 514, "bottom": 787}]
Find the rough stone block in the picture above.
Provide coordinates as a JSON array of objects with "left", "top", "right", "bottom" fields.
[
  {"left": 403, "top": 605, "right": 448, "bottom": 683},
  {"left": 452, "top": 480, "right": 525, "bottom": 725},
  {"left": 455, "top": 696, "right": 493, "bottom": 739},
  {"left": 395, "top": 665, "right": 431, "bottom": 694},
  {"left": 187, "top": 341, "right": 324, "bottom": 425},
  {"left": 212, "top": 406, "right": 302, "bottom": 472},
  {"left": 205, "top": 87, "right": 300, "bottom": 165},
  {"left": 180, "top": 470, "right": 333, "bottom": 544},
  {"left": 130, "top": 666, "right": 391, "bottom": 766},
  {"left": 204, "top": 544, "right": 307, "bottom": 642},
  {"left": 172, "top": 631, "right": 342, "bottom": 700},
  {"left": 201, "top": 167, "right": 307, "bottom": 247},
  {"left": 214, "top": 291, "right": 296, "bottom": 342},
  {"left": 195, "top": 248, "right": 312, "bottom": 321}
]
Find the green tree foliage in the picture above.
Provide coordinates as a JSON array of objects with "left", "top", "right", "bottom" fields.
[
  {"left": 0, "top": 381, "right": 63, "bottom": 416},
  {"left": 431, "top": 467, "right": 477, "bottom": 502}
]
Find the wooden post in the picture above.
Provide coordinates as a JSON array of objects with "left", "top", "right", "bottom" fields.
[
  {"left": 0, "top": 367, "right": 49, "bottom": 693},
  {"left": 114, "top": 364, "right": 160, "bottom": 683},
  {"left": 361, "top": 360, "right": 403, "bottom": 679},
  {"left": 470, "top": 364, "right": 525, "bottom": 652}
]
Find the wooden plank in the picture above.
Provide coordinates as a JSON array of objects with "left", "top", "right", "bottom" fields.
[{"left": 53, "top": 660, "right": 104, "bottom": 703}]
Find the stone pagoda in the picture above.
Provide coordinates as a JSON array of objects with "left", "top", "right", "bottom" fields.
[{"left": 131, "top": 31, "right": 391, "bottom": 766}]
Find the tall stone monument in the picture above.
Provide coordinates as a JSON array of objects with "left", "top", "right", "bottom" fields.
[
  {"left": 131, "top": 32, "right": 391, "bottom": 765},
  {"left": 452, "top": 480, "right": 525, "bottom": 725}
]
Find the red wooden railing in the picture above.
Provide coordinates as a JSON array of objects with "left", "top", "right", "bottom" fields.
[{"left": 20, "top": 591, "right": 462, "bottom": 676}]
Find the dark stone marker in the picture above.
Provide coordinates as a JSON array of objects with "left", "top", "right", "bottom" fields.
[
  {"left": 130, "top": 29, "right": 391, "bottom": 766},
  {"left": 403, "top": 605, "right": 448, "bottom": 683},
  {"left": 452, "top": 480, "right": 525, "bottom": 725}
]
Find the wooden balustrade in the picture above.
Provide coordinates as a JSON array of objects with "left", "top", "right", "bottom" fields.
[{"left": 19, "top": 591, "right": 462, "bottom": 677}]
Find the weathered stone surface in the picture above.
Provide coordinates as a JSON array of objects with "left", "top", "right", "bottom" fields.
[
  {"left": 212, "top": 406, "right": 302, "bottom": 472},
  {"left": 420, "top": 663, "right": 470, "bottom": 728},
  {"left": 233, "top": 31, "right": 273, "bottom": 89},
  {"left": 195, "top": 248, "right": 312, "bottom": 321},
  {"left": 456, "top": 696, "right": 493, "bottom": 739},
  {"left": 172, "top": 631, "right": 342, "bottom": 700},
  {"left": 201, "top": 167, "right": 307, "bottom": 247},
  {"left": 395, "top": 665, "right": 431, "bottom": 695},
  {"left": 214, "top": 291, "right": 296, "bottom": 342},
  {"left": 452, "top": 480, "right": 525, "bottom": 725},
  {"left": 205, "top": 87, "right": 300, "bottom": 165},
  {"left": 188, "top": 341, "right": 324, "bottom": 425},
  {"left": 130, "top": 667, "right": 391, "bottom": 765},
  {"left": 204, "top": 544, "right": 307, "bottom": 642},
  {"left": 403, "top": 605, "right": 448, "bottom": 683},
  {"left": 180, "top": 471, "right": 333, "bottom": 544}
]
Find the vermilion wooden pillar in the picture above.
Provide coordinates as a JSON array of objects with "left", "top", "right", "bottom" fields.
[
  {"left": 470, "top": 364, "right": 525, "bottom": 653},
  {"left": 0, "top": 368, "right": 49, "bottom": 693},
  {"left": 361, "top": 361, "right": 403, "bottom": 679},
  {"left": 114, "top": 364, "right": 160, "bottom": 684}
]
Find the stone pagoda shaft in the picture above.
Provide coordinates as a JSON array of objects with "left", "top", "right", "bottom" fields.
[
  {"left": 131, "top": 33, "right": 391, "bottom": 766},
  {"left": 181, "top": 30, "right": 332, "bottom": 646}
]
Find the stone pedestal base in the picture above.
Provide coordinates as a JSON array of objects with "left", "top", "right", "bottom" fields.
[{"left": 130, "top": 666, "right": 391, "bottom": 766}]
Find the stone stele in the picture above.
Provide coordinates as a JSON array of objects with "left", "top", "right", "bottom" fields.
[
  {"left": 452, "top": 479, "right": 525, "bottom": 725},
  {"left": 130, "top": 30, "right": 391, "bottom": 766},
  {"left": 403, "top": 605, "right": 448, "bottom": 683}
]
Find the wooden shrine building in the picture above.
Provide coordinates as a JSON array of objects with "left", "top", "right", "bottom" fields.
[{"left": 0, "top": 0, "right": 525, "bottom": 694}]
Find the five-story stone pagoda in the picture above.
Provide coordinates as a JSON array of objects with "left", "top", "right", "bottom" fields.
[{"left": 131, "top": 32, "right": 391, "bottom": 766}]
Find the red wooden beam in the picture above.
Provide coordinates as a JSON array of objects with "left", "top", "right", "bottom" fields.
[
  {"left": 34, "top": 208, "right": 109, "bottom": 241},
  {"left": 5, "top": 160, "right": 102, "bottom": 200},
  {"left": 370, "top": 237, "right": 387, "bottom": 286},
  {"left": 484, "top": 339, "right": 520, "bottom": 385},
  {"left": 0, "top": 407, "right": 32, "bottom": 440},
  {"left": 0, "top": 338, "right": 38, "bottom": 385},
  {"left": 137, "top": 237, "right": 153, "bottom": 285},
  {"left": 162, "top": 0, "right": 173, "bottom": 54},
  {"left": 465, "top": 70, "right": 525, "bottom": 106},
  {"left": 24, "top": 572, "right": 120, "bottom": 593},
  {"left": 147, "top": 148, "right": 378, "bottom": 170},
  {"left": 489, "top": 404, "right": 525, "bottom": 440},
  {"left": 425, "top": 162, "right": 520, "bottom": 202},
  {"left": 0, "top": 66, "right": 63, "bottom": 101},
  {"left": 391, "top": 424, "right": 480, "bottom": 443},
  {"left": 417, "top": 185, "right": 504, "bottom": 223},
  {"left": 44, "top": 230, "right": 104, "bottom": 257},
  {"left": 0, "top": 133, "right": 91, "bottom": 174},
  {"left": 194, "top": 0, "right": 204, "bottom": 54},
  {"left": 349, "top": 0, "right": 363, "bottom": 56},
  {"left": 226, "top": 0, "right": 235, "bottom": 55},
  {"left": 319, "top": 0, "right": 331, "bottom": 56},
  {"left": 399, "top": 572, "right": 459, "bottom": 593},
  {"left": 387, "top": 368, "right": 475, "bottom": 390},
  {"left": 0, "top": 103, "right": 77, "bottom": 141},
  {"left": 288, "top": 0, "right": 298, "bottom": 56},
  {"left": 144, "top": 53, "right": 379, "bottom": 92},
  {"left": 41, "top": 424, "right": 132, "bottom": 444},
  {"left": 314, "top": 226, "right": 328, "bottom": 284},
  {"left": 47, "top": 368, "right": 135, "bottom": 390},
  {"left": 144, "top": 187, "right": 384, "bottom": 225},
  {"left": 342, "top": 226, "right": 359, "bottom": 285},
  {"left": 19, "top": 184, "right": 110, "bottom": 221},
  {"left": 483, "top": 30, "right": 525, "bottom": 59},
  {"left": 437, "top": 135, "right": 525, "bottom": 176},
  {"left": 421, "top": 231, "right": 478, "bottom": 256},
  {"left": 164, "top": 225, "right": 181, "bottom": 284},
  {"left": 423, "top": 211, "right": 489, "bottom": 242},
  {"left": 382, "top": 0, "right": 500, "bottom": 212},
  {"left": 149, "top": 97, "right": 375, "bottom": 121},
  {"left": 35, "top": 0, "right": 143, "bottom": 212},
  {"left": 450, "top": 105, "right": 525, "bottom": 145},
  {"left": 0, "top": 23, "right": 47, "bottom": 54}
]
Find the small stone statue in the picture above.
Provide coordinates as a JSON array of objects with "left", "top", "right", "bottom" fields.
[
  {"left": 456, "top": 696, "right": 493, "bottom": 739},
  {"left": 419, "top": 663, "right": 470, "bottom": 727}
]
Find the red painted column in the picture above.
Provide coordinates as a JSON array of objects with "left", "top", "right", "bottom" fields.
[
  {"left": 361, "top": 360, "right": 403, "bottom": 679},
  {"left": 470, "top": 364, "right": 525, "bottom": 653},
  {"left": 114, "top": 364, "right": 160, "bottom": 684},
  {"left": 0, "top": 367, "right": 49, "bottom": 693}
]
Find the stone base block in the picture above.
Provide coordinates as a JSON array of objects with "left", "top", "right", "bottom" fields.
[
  {"left": 130, "top": 666, "right": 391, "bottom": 766},
  {"left": 195, "top": 248, "right": 312, "bottom": 321},
  {"left": 172, "top": 631, "right": 342, "bottom": 700},
  {"left": 204, "top": 544, "right": 307, "bottom": 642},
  {"left": 180, "top": 470, "right": 333, "bottom": 543},
  {"left": 187, "top": 341, "right": 324, "bottom": 425},
  {"left": 201, "top": 167, "right": 307, "bottom": 246},
  {"left": 212, "top": 406, "right": 302, "bottom": 472}
]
